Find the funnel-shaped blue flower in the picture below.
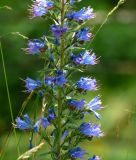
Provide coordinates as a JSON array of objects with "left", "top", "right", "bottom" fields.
[
  {"left": 88, "top": 155, "right": 101, "bottom": 160},
  {"left": 71, "top": 50, "right": 97, "bottom": 65},
  {"left": 51, "top": 25, "right": 68, "bottom": 38},
  {"left": 67, "top": 7, "right": 95, "bottom": 22},
  {"left": 69, "top": 147, "right": 85, "bottom": 159},
  {"left": 25, "top": 39, "right": 45, "bottom": 54},
  {"left": 75, "top": 28, "right": 92, "bottom": 42},
  {"left": 30, "top": 0, "right": 54, "bottom": 18},
  {"left": 47, "top": 108, "right": 56, "bottom": 122},
  {"left": 15, "top": 114, "right": 50, "bottom": 132},
  {"left": 79, "top": 122, "right": 104, "bottom": 137},
  {"left": 67, "top": 99, "right": 85, "bottom": 110},
  {"left": 76, "top": 77, "right": 97, "bottom": 91},
  {"left": 25, "top": 78, "right": 41, "bottom": 92},
  {"left": 86, "top": 96, "right": 103, "bottom": 119}
]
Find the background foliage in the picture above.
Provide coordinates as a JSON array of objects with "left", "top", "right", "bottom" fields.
[{"left": 0, "top": 0, "right": 136, "bottom": 159}]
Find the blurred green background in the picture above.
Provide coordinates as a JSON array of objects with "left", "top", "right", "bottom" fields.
[{"left": 0, "top": 0, "right": 136, "bottom": 159}]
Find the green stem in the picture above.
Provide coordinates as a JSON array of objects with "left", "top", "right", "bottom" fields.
[
  {"left": 56, "top": 0, "right": 65, "bottom": 159},
  {"left": 0, "top": 41, "right": 20, "bottom": 157}
]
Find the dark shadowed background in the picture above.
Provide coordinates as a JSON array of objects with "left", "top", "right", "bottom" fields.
[{"left": 0, "top": 0, "right": 136, "bottom": 159}]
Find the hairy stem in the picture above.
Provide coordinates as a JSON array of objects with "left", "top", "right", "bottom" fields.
[{"left": 56, "top": 0, "right": 65, "bottom": 159}]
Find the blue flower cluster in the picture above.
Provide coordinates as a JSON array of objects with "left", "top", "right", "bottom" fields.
[
  {"left": 15, "top": 114, "right": 49, "bottom": 132},
  {"left": 15, "top": 108, "right": 56, "bottom": 132},
  {"left": 24, "top": 70, "right": 66, "bottom": 92},
  {"left": 14, "top": 0, "right": 104, "bottom": 159}
]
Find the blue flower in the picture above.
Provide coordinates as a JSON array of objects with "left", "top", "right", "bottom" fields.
[
  {"left": 51, "top": 24, "right": 68, "bottom": 38},
  {"left": 53, "top": 38, "right": 60, "bottom": 45},
  {"left": 67, "top": 99, "right": 85, "bottom": 110},
  {"left": 30, "top": 5, "right": 48, "bottom": 18},
  {"left": 29, "top": 138, "right": 33, "bottom": 149},
  {"left": 71, "top": 50, "right": 97, "bottom": 65},
  {"left": 33, "top": 117, "right": 50, "bottom": 132},
  {"left": 66, "top": 7, "right": 95, "bottom": 22},
  {"left": 15, "top": 115, "right": 31, "bottom": 130},
  {"left": 55, "top": 71, "right": 67, "bottom": 86},
  {"left": 35, "top": 0, "right": 54, "bottom": 9},
  {"left": 15, "top": 114, "right": 39, "bottom": 133},
  {"left": 79, "top": 122, "right": 104, "bottom": 137},
  {"left": 69, "top": 147, "right": 85, "bottom": 159},
  {"left": 15, "top": 114, "right": 50, "bottom": 132},
  {"left": 75, "top": 28, "right": 92, "bottom": 42},
  {"left": 47, "top": 108, "right": 56, "bottom": 122},
  {"left": 33, "top": 119, "right": 41, "bottom": 132},
  {"left": 74, "top": 7, "right": 95, "bottom": 22},
  {"left": 30, "top": 0, "right": 54, "bottom": 18},
  {"left": 44, "top": 71, "right": 67, "bottom": 87},
  {"left": 41, "top": 117, "right": 50, "bottom": 128},
  {"left": 24, "top": 114, "right": 33, "bottom": 125},
  {"left": 61, "top": 130, "right": 68, "bottom": 142},
  {"left": 88, "top": 155, "right": 101, "bottom": 160},
  {"left": 44, "top": 76, "right": 55, "bottom": 86},
  {"left": 86, "top": 96, "right": 103, "bottom": 119},
  {"left": 25, "top": 39, "right": 45, "bottom": 54},
  {"left": 24, "top": 78, "right": 41, "bottom": 92},
  {"left": 76, "top": 77, "right": 97, "bottom": 91},
  {"left": 69, "top": 0, "right": 81, "bottom": 4},
  {"left": 66, "top": 11, "right": 75, "bottom": 20}
]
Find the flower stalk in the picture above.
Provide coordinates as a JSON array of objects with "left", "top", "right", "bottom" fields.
[{"left": 14, "top": 0, "right": 104, "bottom": 160}]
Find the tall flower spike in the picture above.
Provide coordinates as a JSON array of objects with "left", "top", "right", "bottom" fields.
[
  {"left": 18, "top": 0, "right": 104, "bottom": 159},
  {"left": 79, "top": 122, "right": 104, "bottom": 138},
  {"left": 71, "top": 50, "right": 97, "bottom": 65},
  {"left": 76, "top": 77, "right": 97, "bottom": 91},
  {"left": 69, "top": 147, "right": 85, "bottom": 159},
  {"left": 86, "top": 96, "right": 103, "bottom": 119}
]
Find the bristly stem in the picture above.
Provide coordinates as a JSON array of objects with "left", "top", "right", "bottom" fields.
[{"left": 56, "top": 0, "right": 65, "bottom": 159}]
